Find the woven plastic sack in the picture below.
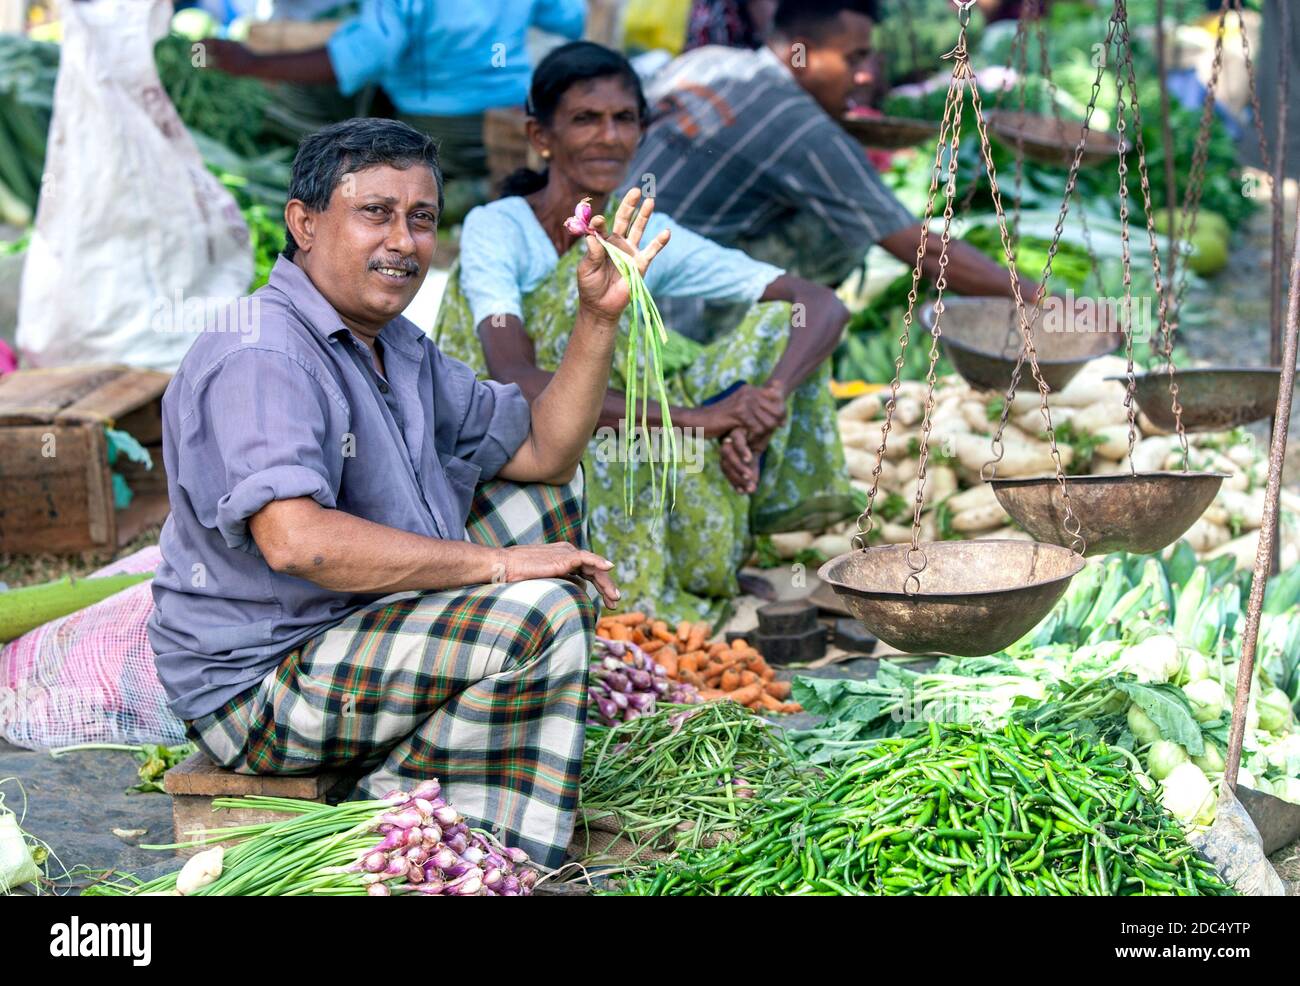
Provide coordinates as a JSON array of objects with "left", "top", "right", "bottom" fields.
[{"left": 0, "top": 546, "right": 184, "bottom": 750}]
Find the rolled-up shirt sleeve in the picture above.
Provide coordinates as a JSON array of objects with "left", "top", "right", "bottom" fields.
[
  {"left": 326, "top": 0, "right": 412, "bottom": 97},
  {"left": 430, "top": 343, "right": 531, "bottom": 480},
  {"left": 181, "top": 349, "right": 341, "bottom": 554}
]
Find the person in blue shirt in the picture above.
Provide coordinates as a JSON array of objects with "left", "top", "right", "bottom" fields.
[{"left": 203, "top": 0, "right": 586, "bottom": 181}]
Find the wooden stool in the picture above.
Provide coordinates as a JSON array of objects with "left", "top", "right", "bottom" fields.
[{"left": 164, "top": 752, "right": 350, "bottom": 857}]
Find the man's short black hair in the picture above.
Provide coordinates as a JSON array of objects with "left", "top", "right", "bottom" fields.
[
  {"left": 283, "top": 117, "right": 443, "bottom": 260},
  {"left": 773, "top": 0, "right": 882, "bottom": 39}
]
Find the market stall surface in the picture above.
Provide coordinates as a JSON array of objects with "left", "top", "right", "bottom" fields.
[{"left": 0, "top": 740, "right": 181, "bottom": 892}]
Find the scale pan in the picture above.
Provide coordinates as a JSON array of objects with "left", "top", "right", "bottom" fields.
[
  {"left": 817, "top": 540, "right": 1084, "bottom": 656},
  {"left": 1121, "top": 368, "right": 1284, "bottom": 432},
  {"left": 991, "top": 471, "right": 1227, "bottom": 557},
  {"left": 986, "top": 110, "right": 1124, "bottom": 167},
  {"left": 841, "top": 113, "right": 941, "bottom": 148},
  {"left": 925, "top": 297, "right": 1122, "bottom": 392}
]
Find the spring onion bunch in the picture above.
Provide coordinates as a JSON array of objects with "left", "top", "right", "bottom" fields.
[
  {"left": 579, "top": 702, "right": 817, "bottom": 857},
  {"left": 590, "top": 637, "right": 700, "bottom": 727},
  {"left": 87, "top": 780, "right": 536, "bottom": 897},
  {"left": 565, "top": 198, "right": 678, "bottom": 516}
]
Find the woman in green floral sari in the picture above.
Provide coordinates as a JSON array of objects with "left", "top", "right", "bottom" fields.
[{"left": 434, "top": 42, "right": 855, "bottom": 624}]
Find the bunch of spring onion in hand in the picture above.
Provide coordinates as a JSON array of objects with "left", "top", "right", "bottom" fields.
[
  {"left": 590, "top": 637, "right": 701, "bottom": 727},
  {"left": 86, "top": 779, "right": 536, "bottom": 897},
  {"left": 565, "top": 196, "right": 678, "bottom": 516}
]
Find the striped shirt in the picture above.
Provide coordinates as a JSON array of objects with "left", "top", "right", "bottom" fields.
[{"left": 627, "top": 45, "right": 916, "bottom": 286}]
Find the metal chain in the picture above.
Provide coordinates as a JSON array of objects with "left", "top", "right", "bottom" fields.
[
  {"left": 1115, "top": 58, "right": 1141, "bottom": 473},
  {"left": 1232, "top": 0, "right": 1272, "bottom": 174},
  {"left": 982, "top": 6, "right": 1122, "bottom": 483},
  {"left": 967, "top": 23, "right": 1085, "bottom": 553},
  {"left": 852, "top": 58, "right": 966, "bottom": 553},
  {"left": 906, "top": 47, "right": 969, "bottom": 595},
  {"left": 1034, "top": 4, "right": 1106, "bottom": 293},
  {"left": 1168, "top": 0, "right": 1232, "bottom": 324},
  {"left": 1116, "top": 2, "right": 1190, "bottom": 468}
]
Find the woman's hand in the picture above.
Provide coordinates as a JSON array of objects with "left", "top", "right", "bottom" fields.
[
  {"left": 574, "top": 188, "right": 671, "bottom": 324},
  {"left": 696, "top": 381, "right": 787, "bottom": 440},
  {"left": 719, "top": 429, "right": 759, "bottom": 495}
]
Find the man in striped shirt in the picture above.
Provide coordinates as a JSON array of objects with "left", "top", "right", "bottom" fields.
[{"left": 628, "top": 0, "right": 1035, "bottom": 340}]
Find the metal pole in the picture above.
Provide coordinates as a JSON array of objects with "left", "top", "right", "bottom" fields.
[
  {"left": 1224, "top": 163, "right": 1300, "bottom": 792},
  {"left": 1267, "top": 0, "right": 1289, "bottom": 576},
  {"left": 1155, "top": 0, "right": 1179, "bottom": 305}
]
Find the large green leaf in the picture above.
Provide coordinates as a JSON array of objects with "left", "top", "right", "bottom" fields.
[{"left": 1116, "top": 680, "right": 1204, "bottom": 756}]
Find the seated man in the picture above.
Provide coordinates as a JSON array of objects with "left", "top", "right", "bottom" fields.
[
  {"left": 147, "top": 118, "right": 668, "bottom": 867},
  {"left": 628, "top": 0, "right": 1039, "bottom": 341}
]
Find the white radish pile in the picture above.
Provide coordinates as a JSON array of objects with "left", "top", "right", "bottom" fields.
[{"left": 787, "top": 356, "right": 1300, "bottom": 565}]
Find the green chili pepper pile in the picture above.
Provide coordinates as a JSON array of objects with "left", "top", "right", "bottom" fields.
[{"left": 618, "top": 722, "right": 1235, "bottom": 896}]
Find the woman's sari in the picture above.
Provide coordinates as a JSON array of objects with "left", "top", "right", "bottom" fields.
[{"left": 434, "top": 242, "right": 854, "bottom": 624}]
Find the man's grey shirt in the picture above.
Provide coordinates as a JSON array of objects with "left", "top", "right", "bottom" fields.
[{"left": 148, "top": 257, "right": 531, "bottom": 721}]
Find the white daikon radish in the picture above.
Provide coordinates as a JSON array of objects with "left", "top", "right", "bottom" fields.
[
  {"left": 844, "top": 447, "right": 878, "bottom": 482},
  {"left": 1131, "top": 435, "right": 1175, "bottom": 473},
  {"left": 1200, "top": 503, "right": 1229, "bottom": 526},
  {"left": 1206, "top": 530, "right": 1261, "bottom": 570},
  {"left": 1015, "top": 405, "right": 1075, "bottom": 433},
  {"left": 1182, "top": 518, "right": 1231, "bottom": 554},
  {"left": 838, "top": 419, "right": 874, "bottom": 450},
  {"left": 1136, "top": 411, "right": 1170, "bottom": 436},
  {"left": 960, "top": 400, "right": 994, "bottom": 434},
  {"left": 811, "top": 532, "right": 855, "bottom": 558},
  {"left": 952, "top": 502, "right": 1011, "bottom": 533},
  {"left": 1053, "top": 372, "right": 1127, "bottom": 409},
  {"left": 919, "top": 513, "right": 939, "bottom": 542},
  {"left": 882, "top": 430, "right": 919, "bottom": 461},
  {"left": 976, "top": 526, "right": 1035, "bottom": 541},
  {"left": 946, "top": 482, "right": 1001, "bottom": 513},
  {"left": 879, "top": 521, "right": 915, "bottom": 544},
  {"left": 1219, "top": 488, "right": 1265, "bottom": 530},
  {"left": 838, "top": 393, "right": 883, "bottom": 423},
  {"left": 1091, "top": 456, "right": 1129, "bottom": 475},
  {"left": 1092, "top": 424, "right": 1134, "bottom": 461},
  {"left": 895, "top": 396, "right": 924, "bottom": 427},
  {"left": 769, "top": 531, "right": 815, "bottom": 559},
  {"left": 899, "top": 465, "right": 958, "bottom": 509},
  {"left": 1225, "top": 442, "right": 1256, "bottom": 470},
  {"left": 1071, "top": 402, "right": 1130, "bottom": 433},
  {"left": 895, "top": 456, "right": 920, "bottom": 484}
]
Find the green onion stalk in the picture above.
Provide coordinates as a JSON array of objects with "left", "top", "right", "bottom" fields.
[
  {"left": 578, "top": 702, "right": 818, "bottom": 865},
  {"left": 84, "top": 780, "right": 536, "bottom": 897},
  {"left": 565, "top": 198, "right": 678, "bottom": 517}
]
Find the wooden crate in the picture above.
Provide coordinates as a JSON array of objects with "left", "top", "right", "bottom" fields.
[
  {"left": 0, "top": 365, "right": 172, "bottom": 554},
  {"left": 164, "top": 751, "right": 350, "bottom": 857}
]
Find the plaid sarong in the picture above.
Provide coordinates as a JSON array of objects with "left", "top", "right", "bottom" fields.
[{"left": 186, "top": 472, "right": 594, "bottom": 868}]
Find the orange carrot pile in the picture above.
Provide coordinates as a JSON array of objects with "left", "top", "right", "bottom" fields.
[{"left": 596, "top": 612, "right": 802, "bottom": 715}]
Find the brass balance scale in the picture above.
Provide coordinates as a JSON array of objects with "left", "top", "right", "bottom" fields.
[
  {"left": 1123, "top": 0, "right": 1284, "bottom": 431},
  {"left": 820, "top": 0, "right": 1235, "bottom": 654}
]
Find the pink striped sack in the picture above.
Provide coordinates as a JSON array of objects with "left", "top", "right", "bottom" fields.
[{"left": 0, "top": 546, "right": 185, "bottom": 749}]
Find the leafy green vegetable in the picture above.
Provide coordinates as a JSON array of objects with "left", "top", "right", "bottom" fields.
[{"left": 1115, "top": 681, "right": 1205, "bottom": 756}]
